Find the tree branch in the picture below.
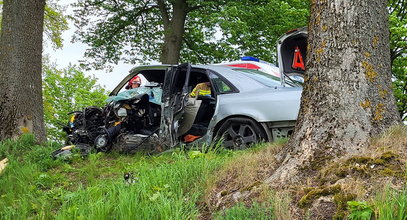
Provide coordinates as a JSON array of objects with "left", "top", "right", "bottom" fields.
[
  {"left": 121, "top": 3, "right": 159, "bottom": 29},
  {"left": 187, "top": 5, "right": 204, "bottom": 12},
  {"left": 391, "top": 48, "right": 402, "bottom": 63},
  {"left": 183, "top": 36, "right": 205, "bottom": 63},
  {"left": 157, "top": 0, "right": 170, "bottom": 28}
]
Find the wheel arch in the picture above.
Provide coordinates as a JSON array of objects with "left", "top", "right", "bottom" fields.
[{"left": 212, "top": 115, "right": 272, "bottom": 142}]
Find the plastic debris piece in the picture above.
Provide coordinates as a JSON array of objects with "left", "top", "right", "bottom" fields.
[
  {"left": 0, "top": 158, "right": 9, "bottom": 174},
  {"left": 61, "top": 145, "right": 76, "bottom": 150},
  {"left": 183, "top": 134, "right": 201, "bottom": 143}
]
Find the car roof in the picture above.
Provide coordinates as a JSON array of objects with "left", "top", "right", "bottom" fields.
[
  {"left": 216, "top": 60, "right": 280, "bottom": 78},
  {"left": 194, "top": 64, "right": 272, "bottom": 92},
  {"left": 110, "top": 64, "right": 274, "bottom": 95}
]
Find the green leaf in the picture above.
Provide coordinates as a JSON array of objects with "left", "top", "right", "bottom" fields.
[
  {"left": 42, "top": 63, "right": 109, "bottom": 142},
  {"left": 188, "top": 150, "right": 204, "bottom": 159},
  {"left": 149, "top": 192, "right": 160, "bottom": 201}
]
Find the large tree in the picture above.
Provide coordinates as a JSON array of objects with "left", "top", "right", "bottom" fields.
[
  {"left": 267, "top": 0, "right": 401, "bottom": 184},
  {"left": 72, "top": 0, "right": 308, "bottom": 68},
  {"left": 0, "top": 0, "right": 46, "bottom": 142},
  {"left": 73, "top": 0, "right": 223, "bottom": 66}
]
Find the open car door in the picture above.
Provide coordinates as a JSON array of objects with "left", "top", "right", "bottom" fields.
[
  {"left": 160, "top": 64, "right": 191, "bottom": 148},
  {"left": 277, "top": 27, "right": 307, "bottom": 86}
]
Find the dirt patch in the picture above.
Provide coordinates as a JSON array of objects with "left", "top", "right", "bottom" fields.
[
  {"left": 308, "top": 196, "right": 337, "bottom": 220},
  {"left": 203, "top": 142, "right": 285, "bottom": 211}
]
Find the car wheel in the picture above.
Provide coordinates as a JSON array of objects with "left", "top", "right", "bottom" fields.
[{"left": 216, "top": 117, "right": 266, "bottom": 150}]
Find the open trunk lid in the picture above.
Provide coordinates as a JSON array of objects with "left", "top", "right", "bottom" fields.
[{"left": 276, "top": 27, "right": 308, "bottom": 85}]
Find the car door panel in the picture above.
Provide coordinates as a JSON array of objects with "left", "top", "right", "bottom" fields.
[{"left": 160, "top": 64, "right": 191, "bottom": 147}]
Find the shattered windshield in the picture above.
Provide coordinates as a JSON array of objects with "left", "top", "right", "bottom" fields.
[{"left": 106, "top": 87, "right": 162, "bottom": 105}]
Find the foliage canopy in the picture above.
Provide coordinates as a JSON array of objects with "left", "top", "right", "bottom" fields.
[
  {"left": 0, "top": 0, "right": 68, "bottom": 49},
  {"left": 72, "top": 0, "right": 308, "bottom": 68},
  {"left": 389, "top": 0, "right": 407, "bottom": 120},
  {"left": 42, "top": 64, "right": 108, "bottom": 142}
]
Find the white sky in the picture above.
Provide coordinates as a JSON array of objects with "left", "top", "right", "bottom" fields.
[
  {"left": 44, "top": 1, "right": 143, "bottom": 91},
  {"left": 43, "top": 1, "right": 230, "bottom": 91}
]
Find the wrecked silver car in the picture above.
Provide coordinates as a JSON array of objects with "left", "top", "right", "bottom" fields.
[
  {"left": 57, "top": 63, "right": 301, "bottom": 156},
  {"left": 57, "top": 28, "right": 308, "bottom": 155}
]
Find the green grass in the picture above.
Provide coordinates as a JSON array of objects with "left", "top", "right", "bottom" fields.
[
  {"left": 371, "top": 187, "right": 407, "bottom": 220},
  {"left": 2, "top": 135, "right": 405, "bottom": 220},
  {"left": 214, "top": 202, "right": 274, "bottom": 220},
  {"left": 346, "top": 188, "right": 407, "bottom": 220},
  {"left": 0, "top": 135, "right": 234, "bottom": 219}
]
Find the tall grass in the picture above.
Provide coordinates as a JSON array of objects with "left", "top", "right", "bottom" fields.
[
  {"left": 2, "top": 133, "right": 406, "bottom": 219},
  {"left": 347, "top": 188, "right": 407, "bottom": 220},
  {"left": 371, "top": 187, "right": 407, "bottom": 220},
  {"left": 214, "top": 202, "right": 274, "bottom": 220},
  {"left": 56, "top": 152, "right": 226, "bottom": 219},
  {"left": 0, "top": 135, "right": 63, "bottom": 219},
  {"left": 0, "top": 135, "right": 231, "bottom": 219}
]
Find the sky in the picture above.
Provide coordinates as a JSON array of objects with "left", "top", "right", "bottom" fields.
[
  {"left": 43, "top": 1, "right": 230, "bottom": 91},
  {"left": 44, "top": 1, "right": 140, "bottom": 91}
]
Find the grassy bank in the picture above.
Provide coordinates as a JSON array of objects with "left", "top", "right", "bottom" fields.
[
  {"left": 0, "top": 130, "right": 406, "bottom": 219},
  {"left": 0, "top": 135, "right": 233, "bottom": 219}
]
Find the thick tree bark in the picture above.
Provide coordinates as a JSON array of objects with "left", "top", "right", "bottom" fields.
[
  {"left": 0, "top": 0, "right": 46, "bottom": 142},
  {"left": 158, "top": 0, "right": 187, "bottom": 64},
  {"left": 267, "top": 0, "right": 401, "bottom": 185}
]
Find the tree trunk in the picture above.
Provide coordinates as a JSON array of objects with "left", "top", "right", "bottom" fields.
[
  {"left": 159, "top": 0, "right": 187, "bottom": 64},
  {"left": 267, "top": 0, "right": 401, "bottom": 185},
  {"left": 0, "top": 0, "right": 46, "bottom": 142}
]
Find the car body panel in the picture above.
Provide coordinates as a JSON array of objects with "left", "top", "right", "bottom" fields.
[
  {"left": 160, "top": 64, "right": 192, "bottom": 147},
  {"left": 213, "top": 87, "right": 301, "bottom": 124}
]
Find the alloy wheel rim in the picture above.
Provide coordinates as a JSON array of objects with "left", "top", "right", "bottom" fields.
[{"left": 223, "top": 123, "right": 258, "bottom": 149}]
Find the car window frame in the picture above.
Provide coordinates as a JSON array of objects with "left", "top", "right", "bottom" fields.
[
  {"left": 207, "top": 69, "right": 239, "bottom": 95},
  {"left": 233, "top": 68, "right": 300, "bottom": 88}
]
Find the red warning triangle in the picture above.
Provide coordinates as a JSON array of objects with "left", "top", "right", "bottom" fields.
[{"left": 292, "top": 46, "right": 305, "bottom": 71}]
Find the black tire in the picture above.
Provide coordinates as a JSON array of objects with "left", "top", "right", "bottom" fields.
[{"left": 215, "top": 117, "right": 267, "bottom": 150}]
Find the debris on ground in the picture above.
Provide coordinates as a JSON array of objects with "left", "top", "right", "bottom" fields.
[{"left": 0, "top": 158, "right": 8, "bottom": 175}]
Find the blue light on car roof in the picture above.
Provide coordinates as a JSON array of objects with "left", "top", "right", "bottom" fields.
[{"left": 241, "top": 56, "right": 259, "bottom": 62}]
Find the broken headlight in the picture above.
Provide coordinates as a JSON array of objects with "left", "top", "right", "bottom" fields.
[{"left": 117, "top": 108, "right": 127, "bottom": 117}]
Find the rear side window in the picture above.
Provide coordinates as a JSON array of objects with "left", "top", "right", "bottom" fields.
[{"left": 209, "top": 72, "right": 234, "bottom": 94}]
